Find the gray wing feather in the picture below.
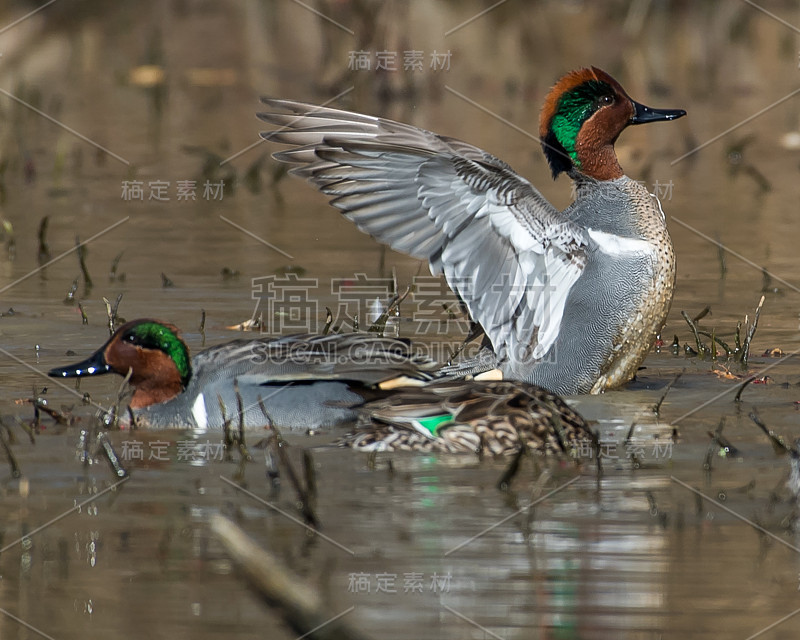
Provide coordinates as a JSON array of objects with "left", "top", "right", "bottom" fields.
[
  {"left": 259, "top": 99, "right": 590, "bottom": 364},
  {"left": 191, "top": 333, "right": 437, "bottom": 387}
]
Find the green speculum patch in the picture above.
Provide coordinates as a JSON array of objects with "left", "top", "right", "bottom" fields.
[
  {"left": 134, "top": 322, "right": 191, "bottom": 385},
  {"left": 549, "top": 80, "right": 613, "bottom": 168},
  {"left": 416, "top": 414, "right": 454, "bottom": 436}
]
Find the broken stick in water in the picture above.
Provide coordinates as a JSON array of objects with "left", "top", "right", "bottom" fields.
[{"left": 210, "top": 514, "right": 371, "bottom": 640}]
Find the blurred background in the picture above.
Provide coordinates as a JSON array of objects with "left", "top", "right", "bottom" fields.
[{"left": 2, "top": 1, "right": 800, "bottom": 638}]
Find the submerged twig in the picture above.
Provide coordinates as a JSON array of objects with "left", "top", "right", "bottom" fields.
[
  {"left": 624, "top": 422, "right": 642, "bottom": 468},
  {"left": 199, "top": 309, "right": 206, "bottom": 347},
  {"left": 703, "top": 417, "right": 727, "bottom": 470},
  {"left": 103, "top": 294, "right": 123, "bottom": 335},
  {"left": 0, "top": 418, "right": 21, "bottom": 478},
  {"left": 234, "top": 380, "right": 250, "bottom": 461},
  {"left": 366, "top": 285, "right": 410, "bottom": 335},
  {"left": 680, "top": 296, "right": 765, "bottom": 366},
  {"left": 210, "top": 514, "right": 371, "bottom": 640},
  {"left": 734, "top": 375, "right": 757, "bottom": 403},
  {"left": 218, "top": 393, "right": 235, "bottom": 459},
  {"left": 15, "top": 416, "right": 36, "bottom": 444},
  {"left": 708, "top": 428, "right": 739, "bottom": 460},
  {"left": 32, "top": 385, "right": 41, "bottom": 431},
  {"left": 96, "top": 432, "right": 128, "bottom": 478},
  {"left": 447, "top": 321, "right": 487, "bottom": 364},
  {"left": 739, "top": 295, "right": 765, "bottom": 367},
  {"left": 652, "top": 372, "right": 683, "bottom": 417},
  {"left": 645, "top": 491, "right": 659, "bottom": 516},
  {"left": 75, "top": 235, "right": 93, "bottom": 289},
  {"left": 692, "top": 306, "right": 710, "bottom": 323},
  {"left": 322, "top": 307, "right": 333, "bottom": 335},
  {"left": 109, "top": 251, "right": 125, "bottom": 282},
  {"left": 302, "top": 450, "right": 317, "bottom": 501},
  {"left": 37, "top": 215, "right": 51, "bottom": 263},
  {"left": 496, "top": 445, "right": 525, "bottom": 491},
  {"left": 761, "top": 267, "right": 779, "bottom": 294},
  {"left": 63, "top": 278, "right": 78, "bottom": 304},
  {"left": 734, "top": 321, "right": 742, "bottom": 353},
  {"left": 30, "top": 397, "right": 73, "bottom": 426},
  {"left": 710, "top": 327, "right": 717, "bottom": 362},
  {"left": 749, "top": 409, "right": 790, "bottom": 456},
  {"left": 681, "top": 310, "right": 708, "bottom": 357},
  {"left": 258, "top": 397, "right": 318, "bottom": 528},
  {"left": 264, "top": 446, "right": 280, "bottom": 487},
  {"left": 82, "top": 421, "right": 97, "bottom": 466},
  {"left": 28, "top": 385, "right": 73, "bottom": 427},
  {"left": 110, "top": 367, "right": 133, "bottom": 429},
  {"left": 696, "top": 331, "right": 733, "bottom": 356},
  {"left": 127, "top": 406, "right": 137, "bottom": 430}
]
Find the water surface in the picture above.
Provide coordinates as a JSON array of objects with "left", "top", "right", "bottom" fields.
[{"left": 2, "top": 1, "right": 800, "bottom": 638}]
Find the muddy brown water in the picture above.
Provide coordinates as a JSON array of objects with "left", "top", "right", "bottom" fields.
[{"left": 2, "top": 1, "right": 800, "bottom": 638}]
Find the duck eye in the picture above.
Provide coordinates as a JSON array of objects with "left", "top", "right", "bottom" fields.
[{"left": 600, "top": 95, "right": 614, "bottom": 106}]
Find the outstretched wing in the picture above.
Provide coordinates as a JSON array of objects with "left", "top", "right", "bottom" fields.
[{"left": 259, "top": 99, "right": 591, "bottom": 365}]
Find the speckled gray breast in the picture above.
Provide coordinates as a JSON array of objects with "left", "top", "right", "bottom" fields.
[{"left": 504, "top": 176, "right": 675, "bottom": 394}]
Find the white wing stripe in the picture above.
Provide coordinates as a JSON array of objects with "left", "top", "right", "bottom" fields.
[{"left": 587, "top": 229, "right": 651, "bottom": 255}]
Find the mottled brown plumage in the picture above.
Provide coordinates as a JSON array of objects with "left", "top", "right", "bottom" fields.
[{"left": 341, "top": 380, "right": 596, "bottom": 456}]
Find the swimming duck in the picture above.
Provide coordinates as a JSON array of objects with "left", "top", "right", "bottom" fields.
[
  {"left": 341, "top": 379, "right": 595, "bottom": 456},
  {"left": 47, "top": 319, "right": 437, "bottom": 430},
  {"left": 259, "top": 67, "right": 686, "bottom": 394}
]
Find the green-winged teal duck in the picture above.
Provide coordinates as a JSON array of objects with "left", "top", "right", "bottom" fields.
[
  {"left": 48, "top": 319, "right": 437, "bottom": 430},
  {"left": 259, "top": 67, "right": 685, "bottom": 394},
  {"left": 341, "top": 379, "right": 595, "bottom": 456}
]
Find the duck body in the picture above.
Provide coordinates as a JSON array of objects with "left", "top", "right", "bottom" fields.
[
  {"left": 134, "top": 339, "right": 370, "bottom": 430},
  {"left": 48, "top": 320, "right": 437, "bottom": 430},
  {"left": 511, "top": 174, "right": 674, "bottom": 393},
  {"left": 342, "top": 379, "right": 595, "bottom": 455},
  {"left": 260, "top": 67, "right": 684, "bottom": 394},
  {"left": 136, "top": 378, "right": 363, "bottom": 430}
]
